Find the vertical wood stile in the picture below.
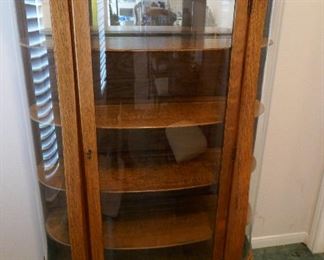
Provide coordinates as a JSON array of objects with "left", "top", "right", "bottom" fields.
[
  {"left": 224, "top": 1, "right": 268, "bottom": 260},
  {"left": 213, "top": 0, "right": 250, "bottom": 259},
  {"left": 68, "top": 0, "right": 104, "bottom": 259},
  {"left": 49, "top": 0, "right": 90, "bottom": 259}
]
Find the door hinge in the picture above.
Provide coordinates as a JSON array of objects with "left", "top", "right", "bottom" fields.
[{"left": 248, "top": 0, "right": 253, "bottom": 15}]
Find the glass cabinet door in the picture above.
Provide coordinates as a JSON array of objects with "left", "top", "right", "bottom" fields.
[
  {"left": 16, "top": 1, "right": 88, "bottom": 259},
  {"left": 71, "top": 0, "right": 268, "bottom": 259},
  {"left": 84, "top": 1, "right": 239, "bottom": 259},
  {"left": 81, "top": 0, "right": 248, "bottom": 259}
]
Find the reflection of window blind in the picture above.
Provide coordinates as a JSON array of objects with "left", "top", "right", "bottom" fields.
[
  {"left": 25, "top": 0, "right": 59, "bottom": 178},
  {"left": 97, "top": 0, "right": 107, "bottom": 94}
]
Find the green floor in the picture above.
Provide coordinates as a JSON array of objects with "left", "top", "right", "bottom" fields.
[{"left": 254, "top": 244, "right": 324, "bottom": 260}]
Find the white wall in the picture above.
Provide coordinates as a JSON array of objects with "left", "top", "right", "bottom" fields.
[
  {"left": 252, "top": 0, "right": 324, "bottom": 249},
  {"left": 0, "top": 1, "right": 45, "bottom": 260}
]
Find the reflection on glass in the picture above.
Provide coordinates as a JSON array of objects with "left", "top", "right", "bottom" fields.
[
  {"left": 23, "top": 0, "right": 59, "bottom": 178},
  {"left": 17, "top": 0, "right": 70, "bottom": 259},
  {"left": 105, "top": 0, "right": 235, "bottom": 30},
  {"left": 94, "top": 0, "right": 108, "bottom": 94},
  {"left": 245, "top": 1, "right": 274, "bottom": 258}
]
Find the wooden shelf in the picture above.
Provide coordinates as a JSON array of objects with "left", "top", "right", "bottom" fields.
[
  {"left": 246, "top": 249, "right": 253, "bottom": 260},
  {"left": 46, "top": 209, "right": 70, "bottom": 247},
  {"left": 96, "top": 98, "right": 226, "bottom": 129},
  {"left": 103, "top": 242, "right": 211, "bottom": 259},
  {"left": 22, "top": 31, "right": 231, "bottom": 52},
  {"left": 102, "top": 201, "right": 212, "bottom": 249},
  {"left": 46, "top": 196, "right": 214, "bottom": 250},
  {"left": 98, "top": 37, "right": 231, "bottom": 52},
  {"left": 101, "top": 36, "right": 271, "bottom": 52},
  {"left": 30, "top": 98, "right": 264, "bottom": 129},
  {"left": 38, "top": 165, "right": 65, "bottom": 191},
  {"left": 38, "top": 149, "right": 220, "bottom": 193},
  {"left": 257, "top": 101, "right": 265, "bottom": 116},
  {"left": 251, "top": 156, "right": 257, "bottom": 172},
  {"left": 102, "top": 149, "right": 219, "bottom": 193},
  {"left": 247, "top": 204, "right": 252, "bottom": 226},
  {"left": 102, "top": 26, "right": 230, "bottom": 36},
  {"left": 262, "top": 38, "right": 274, "bottom": 48},
  {"left": 21, "top": 36, "right": 271, "bottom": 52}
]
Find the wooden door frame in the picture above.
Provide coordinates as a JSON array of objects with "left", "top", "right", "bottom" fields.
[
  {"left": 66, "top": 0, "right": 268, "bottom": 259},
  {"left": 213, "top": 1, "right": 251, "bottom": 259},
  {"left": 49, "top": 1, "right": 90, "bottom": 259},
  {"left": 223, "top": 1, "right": 268, "bottom": 259},
  {"left": 67, "top": 1, "right": 104, "bottom": 260}
]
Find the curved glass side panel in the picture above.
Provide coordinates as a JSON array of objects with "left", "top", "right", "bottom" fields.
[
  {"left": 246, "top": 1, "right": 274, "bottom": 259},
  {"left": 16, "top": 0, "right": 71, "bottom": 259}
]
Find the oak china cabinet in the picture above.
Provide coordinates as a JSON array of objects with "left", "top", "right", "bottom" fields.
[{"left": 16, "top": 0, "right": 271, "bottom": 259}]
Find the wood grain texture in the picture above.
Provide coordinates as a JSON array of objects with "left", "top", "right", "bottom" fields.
[
  {"left": 103, "top": 25, "right": 226, "bottom": 34},
  {"left": 213, "top": 1, "right": 250, "bottom": 259},
  {"left": 95, "top": 98, "right": 225, "bottom": 129},
  {"left": 48, "top": 1, "right": 89, "bottom": 259},
  {"left": 30, "top": 99, "right": 264, "bottom": 129},
  {"left": 100, "top": 36, "right": 270, "bottom": 52},
  {"left": 68, "top": 0, "right": 104, "bottom": 259},
  {"left": 98, "top": 36, "right": 231, "bottom": 52},
  {"left": 102, "top": 210, "right": 211, "bottom": 250},
  {"left": 20, "top": 36, "right": 271, "bottom": 51},
  {"left": 21, "top": 33, "right": 268, "bottom": 54},
  {"left": 45, "top": 196, "right": 214, "bottom": 250},
  {"left": 99, "top": 149, "right": 220, "bottom": 193},
  {"left": 38, "top": 149, "right": 220, "bottom": 193},
  {"left": 33, "top": 35, "right": 231, "bottom": 52},
  {"left": 224, "top": 1, "right": 268, "bottom": 260}
]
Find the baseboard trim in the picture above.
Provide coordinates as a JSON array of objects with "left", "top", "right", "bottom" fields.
[
  {"left": 252, "top": 232, "right": 309, "bottom": 249},
  {"left": 307, "top": 173, "right": 324, "bottom": 253}
]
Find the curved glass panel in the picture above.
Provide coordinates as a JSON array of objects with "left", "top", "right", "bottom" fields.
[
  {"left": 246, "top": 1, "right": 274, "bottom": 259},
  {"left": 16, "top": 0, "right": 71, "bottom": 259}
]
